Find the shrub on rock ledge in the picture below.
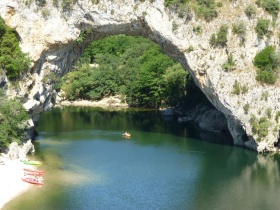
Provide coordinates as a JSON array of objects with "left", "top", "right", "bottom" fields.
[{"left": 254, "top": 46, "right": 280, "bottom": 84}]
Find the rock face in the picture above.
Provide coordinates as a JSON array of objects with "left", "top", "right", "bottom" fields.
[
  {"left": 4, "top": 141, "right": 35, "bottom": 160},
  {"left": 178, "top": 105, "right": 228, "bottom": 134},
  {"left": 0, "top": 0, "right": 280, "bottom": 152}
]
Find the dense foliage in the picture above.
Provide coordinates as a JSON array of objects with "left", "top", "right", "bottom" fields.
[
  {"left": 0, "top": 17, "right": 30, "bottom": 79},
  {"left": 254, "top": 46, "right": 280, "bottom": 84},
  {"left": 0, "top": 89, "right": 29, "bottom": 148},
  {"left": 61, "top": 35, "right": 204, "bottom": 108}
]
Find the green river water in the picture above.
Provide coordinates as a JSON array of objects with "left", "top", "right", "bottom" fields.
[{"left": 3, "top": 107, "right": 280, "bottom": 210}]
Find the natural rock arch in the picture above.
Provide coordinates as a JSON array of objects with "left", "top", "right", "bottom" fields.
[{"left": 1, "top": 0, "right": 280, "bottom": 152}]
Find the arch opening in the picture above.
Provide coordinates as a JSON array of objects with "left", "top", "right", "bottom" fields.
[{"left": 41, "top": 31, "right": 233, "bottom": 145}]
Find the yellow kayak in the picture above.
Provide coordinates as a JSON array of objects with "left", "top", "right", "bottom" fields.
[{"left": 123, "top": 132, "right": 131, "bottom": 138}]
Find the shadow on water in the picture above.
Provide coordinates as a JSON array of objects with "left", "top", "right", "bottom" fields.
[
  {"left": 34, "top": 106, "right": 233, "bottom": 147},
  {"left": 192, "top": 151, "right": 280, "bottom": 210}
]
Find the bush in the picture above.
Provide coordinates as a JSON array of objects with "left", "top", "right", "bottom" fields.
[
  {"left": 275, "top": 111, "right": 280, "bottom": 122},
  {"left": 254, "top": 46, "right": 275, "bottom": 70},
  {"left": 0, "top": 90, "right": 29, "bottom": 147},
  {"left": 258, "top": 117, "right": 270, "bottom": 137},
  {"left": 232, "top": 80, "right": 240, "bottom": 95},
  {"left": 245, "top": 4, "right": 257, "bottom": 18},
  {"left": 217, "top": 1, "right": 223, "bottom": 7},
  {"left": 256, "top": 70, "right": 276, "bottom": 84},
  {"left": 254, "top": 46, "right": 279, "bottom": 84},
  {"left": 195, "top": 0, "right": 218, "bottom": 21},
  {"left": 62, "top": 0, "right": 74, "bottom": 11},
  {"left": 52, "top": 0, "right": 59, "bottom": 7},
  {"left": 232, "top": 21, "right": 246, "bottom": 43},
  {"left": 216, "top": 25, "right": 228, "bottom": 47},
  {"left": 262, "top": 0, "right": 280, "bottom": 16},
  {"left": 250, "top": 115, "right": 270, "bottom": 138},
  {"left": 172, "top": 21, "right": 179, "bottom": 31},
  {"left": 164, "top": 0, "right": 176, "bottom": 8},
  {"left": 241, "top": 85, "right": 249, "bottom": 94},
  {"left": 255, "top": 18, "right": 270, "bottom": 39},
  {"left": 243, "top": 103, "right": 250, "bottom": 114},
  {"left": 222, "top": 53, "right": 235, "bottom": 71},
  {"left": 209, "top": 25, "right": 228, "bottom": 48},
  {"left": 261, "top": 91, "right": 269, "bottom": 101},
  {"left": 266, "top": 107, "right": 272, "bottom": 118},
  {"left": 193, "top": 25, "right": 202, "bottom": 34},
  {"left": 164, "top": 0, "right": 187, "bottom": 10},
  {"left": 209, "top": 33, "right": 216, "bottom": 47},
  {"left": 164, "top": 0, "right": 217, "bottom": 21}
]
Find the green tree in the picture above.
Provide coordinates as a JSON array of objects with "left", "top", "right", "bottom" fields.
[
  {"left": 0, "top": 90, "right": 29, "bottom": 147},
  {"left": 0, "top": 17, "right": 30, "bottom": 79},
  {"left": 62, "top": 35, "right": 204, "bottom": 109},
  {"left": 163, "top": 63, "right": 188, "bottom": 106}
]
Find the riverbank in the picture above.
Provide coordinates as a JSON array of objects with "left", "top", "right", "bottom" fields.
[
  {"left": 0, "top": 156, "right": 33, "bottom": 209},
  {"left": 56, "top": 95, "right": 128, "bottom": 109}
]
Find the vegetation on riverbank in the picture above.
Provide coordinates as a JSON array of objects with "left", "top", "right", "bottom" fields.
[
  {"left": 61, "top": 35, "right": 207, "bottom": 109},
  {"left": 0, "top": 89, "right": 29, "bottom": 148},
  {"left": 0, "top": 18, "right": 30, "bottom": 149}
]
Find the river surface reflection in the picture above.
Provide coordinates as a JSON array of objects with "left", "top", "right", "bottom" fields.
[{"left": 4, "top": 107, "right": 280, "bottom": 210}]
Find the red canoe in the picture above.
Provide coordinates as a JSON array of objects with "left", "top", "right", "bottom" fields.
[
  {"left": 24, "top": 171, "right": 44, "bottom": 176},
  {"left": 22, "top": 177, "right": 44, "bottom": 185},
  {"left": 23, "top": 168, "right": 45, "bottom": 175}
]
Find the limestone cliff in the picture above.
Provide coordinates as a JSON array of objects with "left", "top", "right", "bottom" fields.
[{"left": 0, "top": 0, "right": 279, "bottom": 152}]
